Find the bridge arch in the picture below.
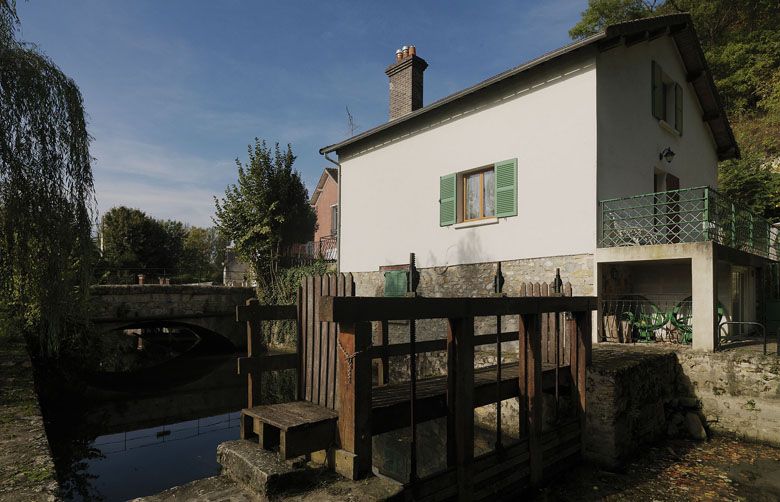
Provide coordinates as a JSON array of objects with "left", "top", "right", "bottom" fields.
[{"left": 90, "top": 285, "right": 255, "bottom": 350}]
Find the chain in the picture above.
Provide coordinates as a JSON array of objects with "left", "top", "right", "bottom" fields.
[{"left": 337, "top": 338, "right": 362, "bottom": 384}]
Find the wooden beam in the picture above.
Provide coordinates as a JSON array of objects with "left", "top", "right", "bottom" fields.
[
  {"left": 236, "top": 303, "right": 297, "bottom": 322},
  {"left": 237, "top": 351, "right": 298, "bottom": 375},
  {"left": 523, "top": 313, "right": 543, "bottom": 487},
  {"left": 687, "top": 69, "right": 706, "bottom": 83},
  {"left": 624, "top": 30, "right": 649, "bottom": 46},
  {"left": 335, "top": 321, "right": 372, "bottom": 480},
  {"left": 364, "top": 330, "right": 517, "bottom": 360},
  {"left": 446, "top": 317, "right": 474, "bottom": 501},
  {"left": 319, "top": 296, "right": 597, "bottom": 323},
  {"left": 702, "top": 110, "right": 721, "bottom": 122}
]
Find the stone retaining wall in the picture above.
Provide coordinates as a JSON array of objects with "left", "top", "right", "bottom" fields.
[
  {"left": 677, "top": 349, "right": 780, "bottom": 445},
  {"left": 584, "top": 344, "right": 780, "bottom": 469}
]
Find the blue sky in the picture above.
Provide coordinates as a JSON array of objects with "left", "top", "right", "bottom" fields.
[{"left": 17, "top": 0, "right": 587, "bottom": 227}]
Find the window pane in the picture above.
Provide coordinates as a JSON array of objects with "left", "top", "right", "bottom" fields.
[
  {"left": 465, "top": 173, "right": 480, "bottom": 220},
  {"left": 483, "top": 169, "right": 495, "bottom": 217}
]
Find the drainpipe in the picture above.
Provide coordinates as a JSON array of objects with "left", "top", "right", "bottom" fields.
[{"left": 323, "top": 151, "right": 341, "bottom": 273}]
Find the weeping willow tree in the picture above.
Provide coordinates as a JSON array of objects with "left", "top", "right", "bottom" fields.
[{"left": 0, "top": 0, "right": 96, "bottom": 356}]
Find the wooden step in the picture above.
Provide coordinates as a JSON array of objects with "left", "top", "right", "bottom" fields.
[{"left": 241, "top": 401, "right": 338, "bottom": 460}]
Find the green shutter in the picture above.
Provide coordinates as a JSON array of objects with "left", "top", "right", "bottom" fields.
[
  {"left": 384, "top": 271, "right": 408, "bottom": 297},
  {"left": 674, "top": 82, "right": 683, "bottom": 134},
  {"left": 439, "top": 173, "right": 456, "bottom": 226},
  {"left": 651, "top": 61, "right": 664, "bottom": 120},
  {"left": 494, "top": 158, "right": 517, "bottom": 218}
]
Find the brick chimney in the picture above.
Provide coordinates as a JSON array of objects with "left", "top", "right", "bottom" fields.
[{"left": 385, "top": 45, "right": 428, "bottom": 121}]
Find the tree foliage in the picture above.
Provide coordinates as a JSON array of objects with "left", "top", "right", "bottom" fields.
[
  {"left": 570, "top": 0, "right": 780, "bottom": 220},
  {"left": 0, "top": 0, "right": 96, "bottom": 355},
  {"left": 99, "top": 206, "right": 226, "bottom": 283},
  {"left": 213, "top": 139, "right": 316, "bottom": 299}
]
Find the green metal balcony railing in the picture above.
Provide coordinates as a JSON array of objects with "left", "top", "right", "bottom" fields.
[{"left": 599, "top": 186, "right": 780, "bottom": 261}]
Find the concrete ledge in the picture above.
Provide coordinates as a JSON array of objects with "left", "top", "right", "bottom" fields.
[{"left": 217, "top": 440, "right": 315, "bottom": 496}]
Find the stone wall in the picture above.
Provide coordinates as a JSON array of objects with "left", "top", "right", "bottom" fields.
[
  {"left": 677, "top": 350, "right": 780, "bottom": 445},
  {"left": 584, "top": 344, "right": 780, "bottom": 469},
  {"left": 89, "top": 285, "right": 256, "bottom": 348},
  {"left": 353, "top": 253, "right": 593, "bottom": 344},
  {"left": 584, "top": 345, "right": 678, "bottom": 468}
]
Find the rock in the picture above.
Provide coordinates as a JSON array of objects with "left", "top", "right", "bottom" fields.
[
  {"left": 685, "top": 412, "right": 707, "bottom": 440},
  {"left": 672, "top": 412, "right": 685, "bottom": 426},
  {"left": 679, "top": 397, "right": 699, "bottom": 409},
  {"left": 667, "top": 423, "right": 679, "bottom": 437}
]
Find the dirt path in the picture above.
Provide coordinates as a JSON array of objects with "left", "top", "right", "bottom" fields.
[
  {"left": 0, "top": 337, "right": 58, "bottom": 501},
  {"left": 533, "top": 436, "right": 780, "bottom": 501}
]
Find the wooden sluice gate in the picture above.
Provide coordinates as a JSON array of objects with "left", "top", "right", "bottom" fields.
[{"left": 235, "top": 272, "right": 596, "bottom": 500}]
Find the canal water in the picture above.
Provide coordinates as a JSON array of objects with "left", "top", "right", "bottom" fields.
[{"left": 36, "top": 328, "right": 293, "bottom": 501}]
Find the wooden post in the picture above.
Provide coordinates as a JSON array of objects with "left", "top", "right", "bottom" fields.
[
  {"left": 446, "top": 316, "right": 474, "bottom": 501},
  {"left": 335, "top": 321, "right": 372, "bottom": 480},
  {"left": 246, "top": 298, "right": 263, "bottom": 411},
  {"left": 373, "top": 320, "right": 389, "bottom": 385},
  {"left": 522, "top": 313, "right": 543, "bottom": 486},
  {"left": 574, "top": 311, "right": 590, "bottom": 436}
]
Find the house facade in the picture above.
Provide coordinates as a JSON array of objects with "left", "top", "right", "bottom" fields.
[
  {"left": 320, "top": 15, "right": 774, "bottom": 352},
  {"left": 310, "top": 167, "right": 339, "bottom": 262}
]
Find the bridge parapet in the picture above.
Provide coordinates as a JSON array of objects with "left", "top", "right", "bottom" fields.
[{"left": 90, "top": 285, "right": 256, "bottom": 348}]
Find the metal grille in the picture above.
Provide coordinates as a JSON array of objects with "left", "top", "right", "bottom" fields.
[
  {"left": 599, "top": 186, "right": 780, "bottom": 261},
  {"left": 600, "top": 295, "right": 694, "bottom": 344}
]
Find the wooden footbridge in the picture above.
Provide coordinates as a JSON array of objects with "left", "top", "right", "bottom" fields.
[{"left": 236, "top": 273, "right": 595, "bottom": 500}]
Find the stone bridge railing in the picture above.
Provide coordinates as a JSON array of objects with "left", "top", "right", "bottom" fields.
[{"left": 90, "top": 284, "right": 256, "bottom": 348}]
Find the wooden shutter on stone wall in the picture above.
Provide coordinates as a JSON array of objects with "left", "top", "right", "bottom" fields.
[{"left": 494, "top": 158, "right": 517, "bottom": 218}]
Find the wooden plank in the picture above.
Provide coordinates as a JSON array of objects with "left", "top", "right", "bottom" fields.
[
  {"left": 524, "top": 313, "right": 543, "bottom": 487},
  {"left": 336, "top": 321, "right": 372, "bottom": 479},
  {"left": 447, "top": 316, "right": 474, "bottom": 501},
  {"left": 305, "top": 275, "right": 314, "bottom": 402},
  {"left": 318, "top": 275, "right": 331, "bottom": 406},
  {"left": 296, "top": 284, "right": 304, "bottom": 400},
  {"left": 518, "top": 314, "right": 528, "bottom": 439},
  {"left": 576, "top": 310, "right": 590, "bottom": 454},
  {"left": 236, "top": 303, "right": 297, "bottom": 322},
  {"left": 237, "top": 351, "right": 298, "bottom": 375},
  {"left": 335, "top": 273, "right": 345, "bottom": 410},
  {"left": 313, "top": 275, "right": 323, "bottom": 405},
  {"left": 370, "top": 363, "right": 569, "bottom": 435},
  {"left": 325, "top": 274, "right": 337, "bottom": 408},
  {"left": 319, "top": 296, "right": 597, "bottom": 323},
  {"left": 280, "top": 419, "right": 337, "bottom": 460},
  {"left": 244, "top": 401, "right": 338, "bottom": 430}
]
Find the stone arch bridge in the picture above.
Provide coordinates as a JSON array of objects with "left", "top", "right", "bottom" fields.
[{"left": 90, "top": 285, "right": 255, "bottom": 349}]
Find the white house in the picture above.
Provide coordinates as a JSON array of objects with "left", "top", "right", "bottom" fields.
[{"left": 320, "top": 14, "right": 775, "bottom": 352}]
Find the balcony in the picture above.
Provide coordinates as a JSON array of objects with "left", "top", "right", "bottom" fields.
[{"left": 599, "top": 186, "right": 780, "bottom": 261}]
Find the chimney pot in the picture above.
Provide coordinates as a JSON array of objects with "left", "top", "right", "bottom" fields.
[
  {"left": 409, "top": 45, "right": 416, "bottom": 57},
  {"left": 402, "top": 46, "right": 409, "bottom": 58},
  {"left": 395, "top": 49, "right": 403, "bottom": 62}
]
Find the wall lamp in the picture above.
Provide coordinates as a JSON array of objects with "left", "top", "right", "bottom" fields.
[{"left": 660, "top": 147, "right": 676, "bottom": 163}]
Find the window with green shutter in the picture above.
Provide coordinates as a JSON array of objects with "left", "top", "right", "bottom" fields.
[
  {"left": 439, "top": 173, "right": 456, "bottom": 226},
  {"left": 674, "top": 82, "right": 683, "bottom": 135},
  {"left": 651, "top": 61, "right": 683, "bottom": 135},
  {"left": 651, "top": 60, "right": 664, "bottom": 120},
  {"left": 440, "top": 158, "right": 518, "bottom": 226},
  {"left": 384, "top": 270, "right": 408, "bottom": 297},
  {"left": 494, "top": 159, "right": 517, "bottom": 218}
]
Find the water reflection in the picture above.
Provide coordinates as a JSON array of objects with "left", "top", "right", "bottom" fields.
[{"left": 39, "top": 330, "right": 251, "bottom": 501}]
